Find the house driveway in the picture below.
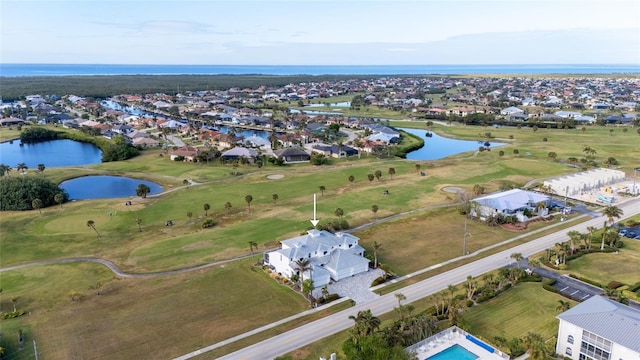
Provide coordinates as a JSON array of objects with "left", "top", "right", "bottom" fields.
[{"left": 313, "top": 268, "right": 385, "bottom": 304}]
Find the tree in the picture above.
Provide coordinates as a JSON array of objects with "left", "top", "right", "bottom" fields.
[
  {"left": 302, "top": 278, "right": 315, "bottom": 301},
  {"left": 318, "top": 185, "right": 326, "bottom": 197},
  {"left": 556, "top": 300, "right": 571, "bottom": 312},
  {"left": 136, "top": 183, "right": 151, "bottom": 198},
  {"left": 472, "top": 184, "right": 484, "bottom": 196},
  {"left": 272, "top": 193, "right": 279, "bottom": 205},
  {"left": 295, "top": 258, "right": 312, "bottom": 286},
  {"left": 37, "top": 163, "right": 45, "bottom": 175},
  {"left": 367, "top": 173, "right": 374, "bottom": 183},
  {"left": 335, "top": 207, "right": 344, "bottom": 218},
  {"left": 203, "top": 203, "right": 210, "bottom": 216},
  {"left": 135, "top": 218, "right": 142, "bottom": 232},
  {"left": 523, "top": 332, "right": 547, "bottom": 360},
  {"left": 31, "top": 198, "right": 42, "bottom": 214},
  {"left": 0, "top": 164, "right": 12, "bottom": 176},
  {"left": 547, "top": 152, "right": 557, "bottom": 160},
  {"left": 245, "top": 195, "right": 253, "bottom": 211},
  {"left": 87, "top": 220, "right": 100, "bottom": 237},
  {"left": 348, "top": 175, "right": 355, "bottom": 185},
  {"left": 567, "top": 230, "right": 582, "bottom": 255},
  {"left": 54, "top": 192, "right": 65, "bottom": 209},
  {"left": 371, "top": 204, "right": 379, "bottom": 219},
  {"left": 183, "top": 179, "right": 190, "bottom": 188},
  {"left": 465, "top": 275, "right": 478, "bottom": 301},
  {"left": 603, "top": 205, "right": 623, "bottom": 227},
  {"left": 510, "top": 252, "right": 523, "bottom": 267},
  {"left": 224, "top": 201, "right": 232, "bottom": 214},
  {"left": 348, "top": 309, "right": 381, "bottom": 340},
  {"left": 16, "top": 162, "right": 28, "bottom": 175},
  {"left": 415, "top": 163, "right": 421, "bottom": 173},
  {"left": 605, "top": 157, "right": 618, "bottom": 167},
  {"left": 388, "top": 167, "right": 396, "bottom": 179},
  {"left": 248, "top": 241, "right": 258, "bottom": 254},
  {"left": 374, "top": 170, "right": 382, "bottom": 181},
  {"left": 187, "top": 211, "right": 193, "bottom": 222},
  {"left": 372, "top": 241, "right": 382, "bottom": 269}
]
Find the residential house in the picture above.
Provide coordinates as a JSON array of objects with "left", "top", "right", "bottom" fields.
[
  {"left": 273, "top": 147, "right": 311, "bottom": 163},
  {"left": 311, "top": 144, "right": 359, "bottom": 158},
  {"left": 0, "top": 117, "right": 25, "bottom": 126},
  {"left": 556, "top": 295, "right": 640, "bottom": 360},
  {"left": 500, "top": 106, "right": 525, "bottom": 116},
  {"left": 220, "top": 147, "right": 258, "bottom": 163},
  {"left": 132, "top": 137, "right": 159, "bottom": 147},
  {"left": 170, "top": 146, "right": 199, "bottom": 161},
  {"left": 264, "top": 229, "right": 370, "bottom": 287}
]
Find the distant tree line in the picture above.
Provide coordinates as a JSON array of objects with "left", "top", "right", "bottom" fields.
[
  {"left": 19, "top": 127, "right": 59, "bottom": 143},
  {"left": 0, "top": 74, "right": 418, "bottom": 101}
]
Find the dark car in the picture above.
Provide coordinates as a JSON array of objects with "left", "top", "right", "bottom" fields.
[{"left": 624, "top": 231, "right": 637, "bottom": 238}]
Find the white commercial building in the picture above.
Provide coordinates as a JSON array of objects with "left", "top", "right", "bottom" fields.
[
  {"left": 472, "top": 189, "right": 550, "bottom": 222},
  {"left": 543, "top": 168, "right": 626, "bottom": 198},
  {"left": 264, "top": 230, "right": 370, "bottom": 287},
  {"left": 556, "top": 295, "right": 640, "bottom": 360}
]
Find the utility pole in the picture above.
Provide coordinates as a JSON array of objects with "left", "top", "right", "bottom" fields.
[{"left": 463, "top": 219, "right": 469, "bottom": 256}]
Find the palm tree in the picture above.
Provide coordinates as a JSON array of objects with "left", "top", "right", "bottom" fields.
[
  {"left": 374, "top": 170, "right": 382, "bottom": 181},
  {"left": 16, "top": 162, "right": 28, "bottom": 174},
  {"left": 371, "top": 204, "right": 379, "bottom": 219},
  {"left": 603, "top": 205, "right": 623, "bottom": 227},
  {"left": 135, "top": 218, "right": 142, "bottom": 232},
  {"left": 295, "top": 258, "right": 312, "bottom": 286},
  {"left": 348, "top": 175, "right": 355, "bottom": 186},
  {"left": 0, "top": 164, "right": 12, "bottom": 176},
  {"left": 523, "top": 332, "right": 547, "bottom": 360},
  {"left": 136, "top": 183, "right": 151, "bottom": 198},
  {"left": 348, "top": 309, "right": 381, "bottom": 339},
  {"left": 556, "top": 300, "right": 571, "bottom": 312},
  {"left": 567, "top": 230, "right": 581, "bottom": 255},
  {"left": 37, "top": 163, "right": 45, "bottom": 175},
  {"left": 187, "top": 211, "right": 193, "bottom": 223},
  {"left": 372, "top": 241, "right": 382, "bottom": 268},
  {"left": 245, "top": 195, "right": 253, "bottom": 212},
  {"left": 388, "top": 167, "right": 396, "bottom": 179},
  {"left": 318, "top": 185, "right": 326, "bottom": 197},
  {"left": 415, "top": 163, "right": 421, "bottom": 173},
  {"left": 510, "top": 252, "right": 523, "bottom": 267},
  {"left": 472, "top": 184, "right": 484, "bottom": 196},
  {"left": 272, "top": 193, "right": 279, "bottom": 205},
  {"left": 224, "top": 201, "right": 232, "bottom": 214},
  {"left": 54, "top": 193, "right": 65, "bottom": 209},
  {"left": 31, "top": 198, "right": 42, "bottom": 214},
  {"left": 367, "top": 173, "right": 374, "bottom": 183},
  {"left": 335, "top": 207, "right": 344, "bottom": 218},
  {"left": 535, "top": 201, "right": 547, "bottom": 217},
  {"left": 203, "top": 203, "right": 210, "bottom": 216},
  {"left": 248, "top": 241, "right": 258, "bottom": 254},
  {"left": 87, "top": 220, "right": 100, "bottom": 237},
  {"left": 585, "top": 226, "right": 597, "bottom": 249}
]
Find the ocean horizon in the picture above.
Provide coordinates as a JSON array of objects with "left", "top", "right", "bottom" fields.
[{"left": 1, "top": 63, "right": 639, "bottom": 77}]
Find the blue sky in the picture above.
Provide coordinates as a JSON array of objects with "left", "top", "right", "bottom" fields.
[{"left": 1, "top": 0, "right": 639, "bottom": 65}]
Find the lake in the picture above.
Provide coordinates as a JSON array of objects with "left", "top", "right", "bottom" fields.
[
  {"left": 400, "top": 128, "right": 505, "bottom": 160},
  {"left": 60, "top": 175, "right": 163, "bottom": 200},
  {"left": 0, "top": 139, "right": 102, "bottom": 168}
]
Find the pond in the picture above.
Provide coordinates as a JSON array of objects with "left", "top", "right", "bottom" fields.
[
  {"left": 60, "top": 175, "right": 163, "bottom": 200},
  {"left": 400, "top": 128, "right": 505, "bottom": 161},
  {"left": 0, "top": 139, "right": 102, "bottom": 168}
]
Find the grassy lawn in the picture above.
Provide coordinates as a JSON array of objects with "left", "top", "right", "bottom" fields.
[
  {"left": 560, "top": 239, "right": 640, "bottom": 286},
  {"left": 2, "top": 122, "right": 640, "bottom": 359},
  {"left": 0, "top": 258, "right": 311, "bottom": 359},
  {"left": 463, "top": 282, "right": 575, "bottom": 345}
]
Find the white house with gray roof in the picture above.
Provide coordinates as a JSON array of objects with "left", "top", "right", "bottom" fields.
[
  {"left": 264, "top": 230, "right": 370, "bottom": 287},
  {"left": 471, "top": 189, "right": 549, "bottom": 222},
  {"left": 556, "top": 295, "right": 640, "bottom": 360}
]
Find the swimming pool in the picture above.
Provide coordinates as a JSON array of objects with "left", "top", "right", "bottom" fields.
[{"left": 426, "top": 344, "right": 479, "bottom": 360}]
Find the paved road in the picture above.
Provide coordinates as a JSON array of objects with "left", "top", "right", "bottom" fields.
[{"left": 211, "top": 197, "right": 640, "bottom": 360}]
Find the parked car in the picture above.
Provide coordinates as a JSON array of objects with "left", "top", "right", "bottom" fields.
[{"left": 624, "top": 231, "right": 637, "bottom": 238}]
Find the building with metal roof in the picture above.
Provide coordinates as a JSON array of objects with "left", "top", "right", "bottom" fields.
[{"left": 556, "top": 295, "right": 640, "bottom": 360}]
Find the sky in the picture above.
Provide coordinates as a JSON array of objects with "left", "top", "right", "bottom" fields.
[{"left": 1, "top": 0, "right": 639, "bottom": 65}]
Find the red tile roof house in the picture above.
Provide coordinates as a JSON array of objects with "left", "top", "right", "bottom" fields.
[{"left": 170, "top": 146, "right": 200, "bottom": 161}]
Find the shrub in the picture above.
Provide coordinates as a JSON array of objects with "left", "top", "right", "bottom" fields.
[
  {"left": 607, "top": 281, "right": 624, "bottom": 289},
  {"left": 2, "top": 309, "right": 26, "bottom": 319},
  {"left": 568, "top": 274, "right": 602, "bottom": 288},
  {"left": 542, "top": 279, "right": 560, "bottom": 294},
  {"left": 201, "top": 219, "right": 216, "bottom": 229},
  {"left": 465, "top": 300, "right": 474, "bottom": 308},
  {"left": 370, "top": 276, "right": 386, "bottom": 287}
]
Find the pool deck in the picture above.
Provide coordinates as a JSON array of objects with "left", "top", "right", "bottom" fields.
[{"left": 407, "top": 326, "right": 508, "bottom": 360}]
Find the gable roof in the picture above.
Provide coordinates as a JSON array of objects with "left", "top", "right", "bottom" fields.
[
  {"left": 557, "top": 296, "right": 640, "bottom": 352},
  {"left": 221, "top": 147, "right": 258, "bottom": 158}
]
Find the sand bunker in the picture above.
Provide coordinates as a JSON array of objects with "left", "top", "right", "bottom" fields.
[
  {"left": 442, "top": 186, "right": 463, "bottom": 193},
  {"left": 267, "top": 174, "right": 285, "bottom": 180}
]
